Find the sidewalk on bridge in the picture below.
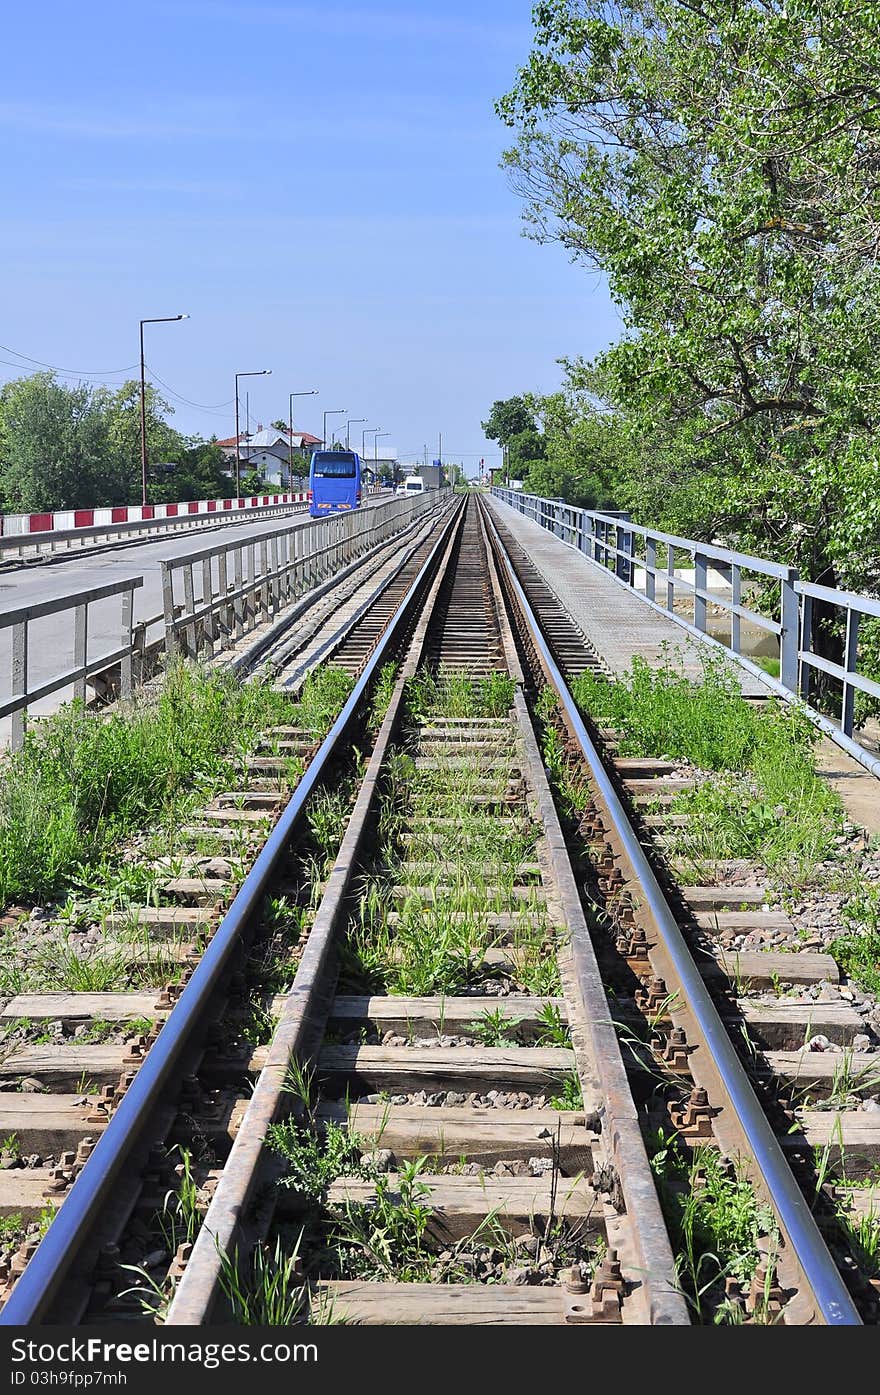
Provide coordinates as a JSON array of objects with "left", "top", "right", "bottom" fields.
[
  {"left": 486, "top": 494, "right": 880, "bottom": 835},
  {"left": 486, "top": 494, "right": 771, "bottom": 697}
]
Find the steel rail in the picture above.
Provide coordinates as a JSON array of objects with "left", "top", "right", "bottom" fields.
[
  {"left": 0, "top": 497, "right": 466, "bottom": 1326},
  {"left": 480, "top": 499, "right": 862, "bottom": 1327},
  {"left": 229, "top": 502, "right": 452, "bottom": 677},
  {"left": 165, "top": 504, "right": 466, "bottom": 1323}
]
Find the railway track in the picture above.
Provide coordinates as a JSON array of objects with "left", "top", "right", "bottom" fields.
[{"left": 0, "top": 491, "right": 876, "bottom": 1325}]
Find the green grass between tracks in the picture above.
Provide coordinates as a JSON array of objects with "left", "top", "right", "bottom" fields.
[
  {"left": 569, "top": 647, "right": 843, "bottom": 887},
  {"left": 0, "top": 661, "right": 352, "bottom": 910}
]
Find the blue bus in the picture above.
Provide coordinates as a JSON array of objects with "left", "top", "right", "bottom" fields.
[{"left": 308, "top": 450, "right": 362, "bottom": 518}]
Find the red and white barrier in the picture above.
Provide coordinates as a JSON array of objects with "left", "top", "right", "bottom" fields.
[{"left": 0, "top": 493, "right": 309, "bottom": 537}]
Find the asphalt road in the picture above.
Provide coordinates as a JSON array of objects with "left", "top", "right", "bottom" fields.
[{"left": 0, "top": 496, "right": 389, "bottom": 745}]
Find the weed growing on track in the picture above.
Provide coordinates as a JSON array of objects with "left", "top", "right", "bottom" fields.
[
  {"left": 270, "top": 1122, "right": 603, "bottom": 1290},
  {"left": 650, "top": 1136, "right": 780, "bottom": 1323},
  {"left": 216, "top": 1234, "right": 330, "bottom": 1324},
  {"left": 369, "top": 662, "right": 398, "bottom": 730},
  {"left": 295, "top": 667, "right": 355, "bottom": 739},
  {"left": 0, "top": 662, "right": 294, "bottom": 908},
  {"left": 571, "top": 648, "right": 768, "bottom": 770},
  {"left": 829, "top": 884, "right": 880, "bottom": 996},
  {"left": 548, "top": 1071, "right": 583, "bottom": 1111},
  {"left": 270, "top": 1118, "right": 374, "bottom": 1204},
  {"left": 567, "top": 650, "right": 843, "bottom": 886},
  {"left": 406, "top": 670, "right": 515, "bottom": 719},
  {"left": 834, "top": 1205, "right": 880, "bottom": 1279},
  {"left": 469, "top": 1006, "right": 522, "bottom": 1046}
]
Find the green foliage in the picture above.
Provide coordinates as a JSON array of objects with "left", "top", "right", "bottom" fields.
[
  {"left": 296, "top": 667, "right": 356, "bottom": 738},
  {"left": 519, "top": 390, "right": 627, "bottom": 509},
  {"left": 406, "top": 671, "right": 515, "bottom": 719},
  {"left": 0, "top": 662, "right": 292, "bottom": 907},
  {"left": 269, "top": 1119, "right": 372, "bottom": 1204},
  {"left": 0, "top": 374, "right": 121, "bottom": 511},
  {"left": 829, "top": 884, "right": 880, "bottom": 996},
  {"left": 468, "top": 1006, "right": 521, "bottom": 1047},
  {"left": 150, "top": 439, "right": 231, "bottom": 504},
  {"left": 0, "top": 371, "right": 232, "bottom": 511},
  {"left": 571, "top": 651, "right": 764, "bottom": 771},
  {"left": 217, "top": 1235, "right": 312, "bottom": 1325},
  {"left": 240, "top": 468, "right": 264, "bottom": 494},
  {"left": 481, "top": 396, "right": 536, "bottom": 446},
  {"left": 497, "top": 1, "right": 880, "bottom": 590},
  {"left": 651, "top": 1138, "right": 779, "bottom": 1323},
  {"left": 369, "top": 663, "right": 398, "bottom": 730},
  {"left": 333, "top": 1158, "right": 434, "bottom": 1282},
  {"left": 548, "top": 1071, "right": 583, "bottom": 1111},
  {"left": 567, "top": 651, "right": 842, "bottom": 883}
]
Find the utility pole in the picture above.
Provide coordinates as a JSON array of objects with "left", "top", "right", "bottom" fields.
[
  {"left": 139, "top": 313, "right": 188, "bottom": 506},
  {"left": 289, "top": 390, "right": 318, "bottom": 487},
  {"left": 234, "top": 369, "right": 272, "bottom": 494}
]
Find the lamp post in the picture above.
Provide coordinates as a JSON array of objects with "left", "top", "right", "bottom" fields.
[
  {"left": 345, "top": 417, "right": 366, "bottom": 451},
  {"left": 363, "top": 427, "right": 380, "bottom": 484},
  {"left": 289, "top": 389, "right": 318, "bottom": 486},
  {"left": 374, "top": 431, "right": 390, "bottom": 484},
  {"left": 322, "top": 409, "right": 346, "bottom": 450},
  {"left": 234, "top": 369, "right": 272, "bottom": 494},
  {"left": 139, "top": 313, "right": 188, "bottom": 506}
]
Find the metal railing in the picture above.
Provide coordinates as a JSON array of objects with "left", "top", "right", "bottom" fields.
[
  {"left": 0, "top": 497, "right": 307, "bottom": 562},
  {"left": 0, "top": 576, "right": 144, "bottom": 749},
  {"left": 162, "top": 490, "right": 452, "bottom": 659},
  {"left": 492, "top": 487, "right": 880, "bottom": 777}
]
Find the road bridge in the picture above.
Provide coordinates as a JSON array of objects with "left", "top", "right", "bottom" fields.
[{"left": 0, "top": 496, "right": 389, "bottom": 746}]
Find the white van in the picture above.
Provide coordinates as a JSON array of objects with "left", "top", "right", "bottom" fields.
[{"left": 403, "top": 475, "right": 425, "bottom": 495}]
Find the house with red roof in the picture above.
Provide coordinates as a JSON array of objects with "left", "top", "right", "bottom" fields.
[{"left": 216, "top": 427, "right": 323, "bottom": 487}]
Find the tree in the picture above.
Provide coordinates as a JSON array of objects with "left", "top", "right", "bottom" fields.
[
  {"left": 148, "top": 439, "right": 232, "bottom": 504},
  {"left": 97, "top": 379, "right": 183, "bottom": 502},
  {"left": 498, "top": 0, "right": 880, "bottom": 591},
  {"left": 517, "top": 388, "right": 626, "bottom": 509},
  {"left": 0, "top": 372, "right": 226, "bottom": 511},
  {"left": 0, "top": 373, "right": 112, "bottom": 511},
  {"left": 240, "top": 468, "right": 265, "bottom": 494},
  {"left": 481, "top": 396, "right": 537, "bottom": 446}
]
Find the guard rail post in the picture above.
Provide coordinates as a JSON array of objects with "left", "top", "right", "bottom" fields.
[
  {"left": 842, "top": 607, "right": 861, "bottom": 738},
  {"left": 694, "top": 548, "right": 708, "bottom": 634},
  {"left": 780, "top": 571, "right": 800, "bottom": 694},
  {"left": 4, "top": 576, "right": 142, "bottom": 749},
  {"left": 645, "top": 536, "right": 657, "bottom": 602},
  {"left": 731, "top": 563, "right": 742, "bottom": 655}
]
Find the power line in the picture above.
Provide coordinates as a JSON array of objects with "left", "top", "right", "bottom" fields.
[
  {"left": 144, "top": 364, "right": 235, "bottom": 413},
  {"left": 0, "top": 342, "right": 139, "bottom": 380}
]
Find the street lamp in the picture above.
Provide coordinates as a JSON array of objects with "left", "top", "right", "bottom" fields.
[
  {"left": 374, "top": 431, "right": 390, "bottom": 483},
  {"left": 322, "top": 409, "right": 346, "bottom": 450},
  {"left": 363, "top": 427, "right": 380, "bottom": 485},
  {"left": 234, "top": 369, "right": 272, "bottom": 493},
  {"left": 345, "top": 417, "right": 366, "bottom": 450},
  {"left": 289, "top": 389, "right": 318, "bottom": 486},
  {"left": 139, "top": 314, "right": 188, "bottom": 506}
]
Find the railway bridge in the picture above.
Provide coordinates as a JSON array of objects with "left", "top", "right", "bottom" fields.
[{"left": 0, "top": 487, "right": 878, "bottom": 1327}]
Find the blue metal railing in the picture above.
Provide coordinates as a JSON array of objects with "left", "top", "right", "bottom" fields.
[{"left": 491, "top": 487, "right": 880, "bottom": 778}]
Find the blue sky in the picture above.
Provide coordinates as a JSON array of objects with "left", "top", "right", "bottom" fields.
[{"left": 0, "top": 1, "right": 619, "bottom": 471}]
